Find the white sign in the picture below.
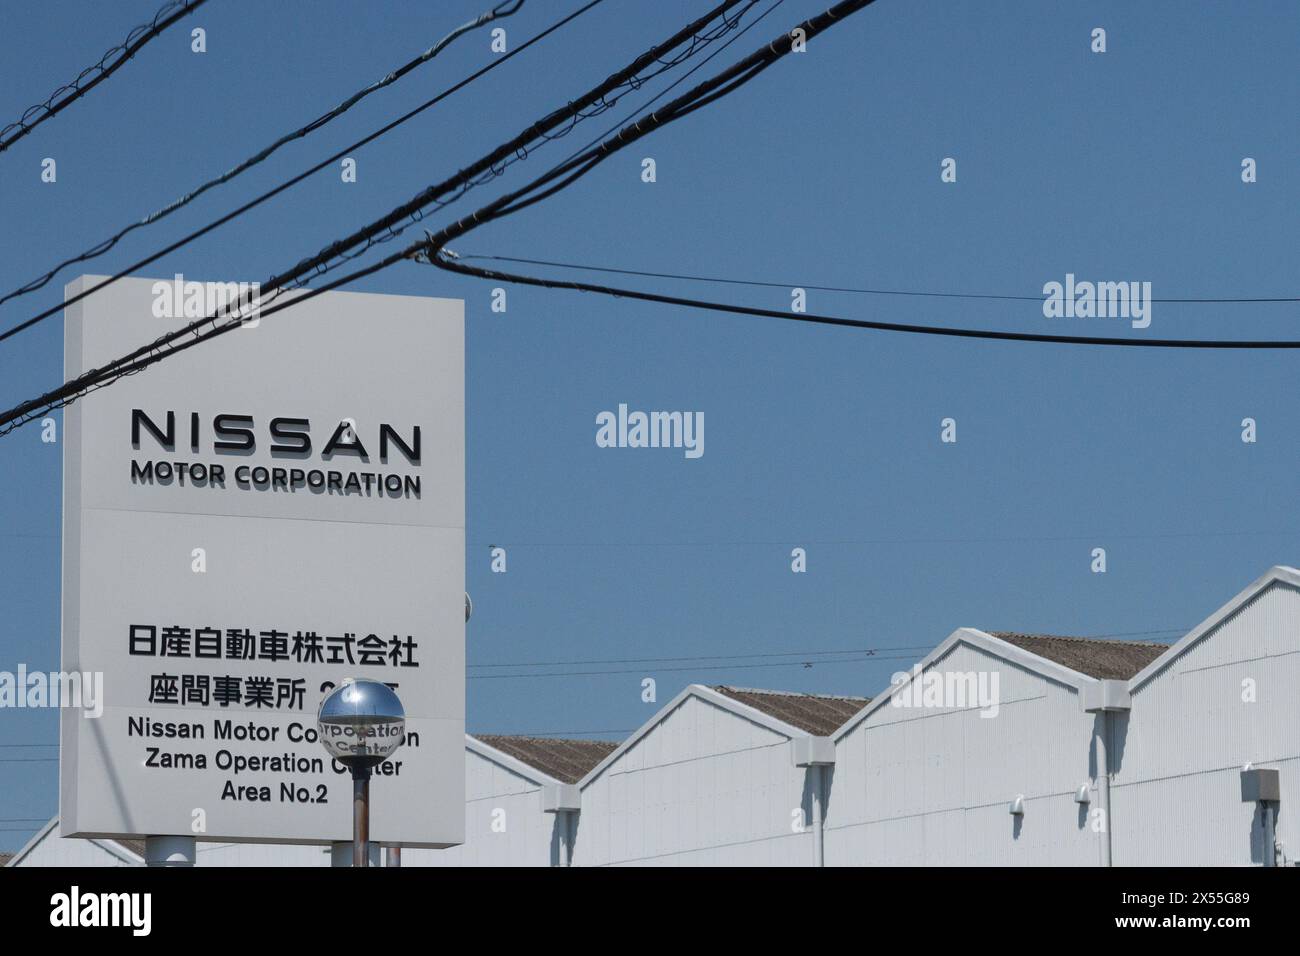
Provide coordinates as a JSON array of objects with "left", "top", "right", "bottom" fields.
[{"left": 60, "top": 275, "right": 465, "bottom": 848}]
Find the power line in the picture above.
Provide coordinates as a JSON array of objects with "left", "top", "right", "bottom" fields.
[
  {"left": 5, "top": 525, "right": 1298, "bottom": 545},
  {"left": 390, "top": 0, "right": 883, "bottom": 266},
  {"left": 0, "top": 0, "right": 610, "bottom": 345},
  {"left": 467, "top": 652, "right": 918, "bottom": 680},
  {"left": 0, "top": 0, "right": 750, "bottom": 362},
  {"left": 471, "top": 528, "right": 1300, "bottom": 547},
  {"left": 430, "top": 256, "right": 1300, "bottom": 349},
  {"left": 0, "top": 0, "right": 773, "bottom": 435},
  {"left": 469, "top": 644, "right": 936, "bottom": 669},
  {"left": 466, "top": 632, "right": 1184, "bottom": 671},
  {"left": 549, "top": 0, "right": 789, "bottom": 170},
  {"left": 456, "top": 254, "right": 1300, "bottom": 306},
  {"left": 0, "top": 0, "right": 208, "bottom": 155},
  {"left": 235, "top": 0, "right": 763, "bottom": 311},
  {"left": 66, "top": 0, "right": 857, "bottom": 404},
  {"left": 0, "top": 0, "right": 526, "bottom": 311},
  {"left": 361, "top": 0, "right": 1295, "bottom": 348}
]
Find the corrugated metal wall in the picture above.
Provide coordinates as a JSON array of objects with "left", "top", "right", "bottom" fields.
[
  {"left": 1112, "top": 581, "right": 1300, "bottom": 865},
  {"left": 574, "top": 694, "right": 812, "bottom": 866},
  {"left": 827, "top": 641, "right": 1102, "bottom": 866},
  {"left": 403, "top": 747, "right": 558, "bottom": 866}
]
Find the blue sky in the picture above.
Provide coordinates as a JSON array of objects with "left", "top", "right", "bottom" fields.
[{"left": 0, "top": 0, "right": 1296, "bottom": 850}]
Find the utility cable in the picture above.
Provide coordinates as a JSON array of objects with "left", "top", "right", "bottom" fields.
[
  {"left": 0, "top": 0, "right": 526, "bottom": 311},
  {"left": 49, "top": 0, "right": 861, "bottom": 405},
  {"left": 0, "top": 0, "right": 609, "bottom": 345},
  {"left": 455, "top": 254, "right": 1300, "bottom": 306},
  {"left": 0, "top": 0, "right": 208, "bottom": 154},
  {"left": 431, "top": 257, "right": 1300, "bottom": 348},
  {"left": 236, "top": 0, "right": 761, "bottom": 311},
  {"left": 0, "top": 0, "right": 764, "bottom": 434}
]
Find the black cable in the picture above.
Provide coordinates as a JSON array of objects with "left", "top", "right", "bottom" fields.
[
  {"left": 37, "top": 0, "right": 857, "bottom": 410},
  {"left": 409, "top": 0, "right": 881, "bottom": 268},
  {"left": 0, "top": 0, "right": 761, "bottom": 434},
  {"left": 0, "top": 0, "right": 208, "bottom": 155},
  {"left": 549, "top": 0, "right": 789, "bottom": 170},
  {"left": 386, "top": 0, "right": 1299, "bottom": 348},
  {"left": 458, "top": 254, "right": 1300, "bottom": 306},
  {"left": 468, "top": 652, "right": 920, "bottom": 680},
  {"left": 0, "top": 0, "right": 527, "bottom": 311},
  {"left": 432, "top": 256, "right": 1300, "bottom": 349},
  {"left": 468, "top": 645, "right": 936, "bottom": 669},
  {"left": 0, "top": 0, "right": 745, "bottom": 354},
  {"left": 239, "top": 1, "right": 761, "bottom": 308},
  {"left": 0, "top": 0, "right": 607, "bottom": 345}
]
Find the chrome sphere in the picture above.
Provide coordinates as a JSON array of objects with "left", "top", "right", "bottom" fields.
[{"left": 316, "top": 678, "right": 406, "bottom": 767}]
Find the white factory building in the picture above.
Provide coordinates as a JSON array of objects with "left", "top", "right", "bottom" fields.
[
  {"left": 8, "top": 565, "right": 1298, "bottom": 867},
  {"left": 571, "top": 683, "right": 866, "bottom": 866}
]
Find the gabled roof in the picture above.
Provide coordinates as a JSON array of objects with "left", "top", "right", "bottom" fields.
[
  {"left": 712, "top": 685, "right": 868, "bottom": 736},
  {"left": 470, "top": 735, "right": 618, "bottom": 785},
  {"left": 991, "top": 633, "right": 1169, "bottom": 680},
  {"left": 834, "top": 626, "right": 1130, "bottom": 741},
  {"left": 1128, "top": 565, "right": 1300, "bottom": 690},
  {"left": 579, "top": 683, "right": 857, "bottom": 789}
]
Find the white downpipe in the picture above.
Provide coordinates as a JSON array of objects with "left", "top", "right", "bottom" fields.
[
  {"left": 1097, "top": 713, "right": 1112, "bottom": 868},
  {"left": 812, "top": 766, "right": 825, "bottom": 868}
]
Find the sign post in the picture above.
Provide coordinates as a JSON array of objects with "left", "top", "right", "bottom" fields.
[{"left": 317, "top": 678, "right": 406, "bottom": 868}]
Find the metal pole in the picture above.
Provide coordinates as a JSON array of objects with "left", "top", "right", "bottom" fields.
[
  {"left": 353, "top": 767, "right": 371, "bottom": 868},
  {"left": 145, "top": 835, "right": 196, "bottom": 867},
  {"left": 386, "top": 846, "right": 402, "bottom": 868}
]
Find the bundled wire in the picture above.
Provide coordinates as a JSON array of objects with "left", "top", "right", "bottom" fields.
[
  {"left": 0, "top": 0, "right": 762, "bottom": 435},
  {"left": 267, "top": 0, "right": 761, "bottom": 301},
  {"left": 0, "top": 0, "right": 526, "bottom": 310},
  {"left": 0, "top": 0, "right": 611, "bottom": 347},
  {"left": 0, "top": 0, "right": 208, "bottom": 154},
  {"left": 0, "top": 0, "right": 748, "bottom": 349}
]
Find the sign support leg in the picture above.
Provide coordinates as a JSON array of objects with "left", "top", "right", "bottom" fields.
[{"left": 353, "top": 767, "right": 371, "bottom": 868}]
